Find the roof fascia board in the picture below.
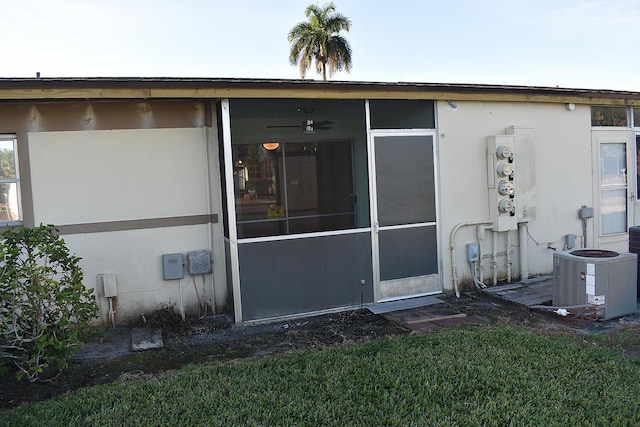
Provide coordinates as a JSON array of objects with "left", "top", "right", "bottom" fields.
[{"left": 0, "top": 80, "right": 638, "bottom": 105}]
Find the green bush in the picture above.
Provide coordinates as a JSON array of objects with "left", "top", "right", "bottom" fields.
[{"left": 0, "top": 225, "right": 97, "bottom": 381}]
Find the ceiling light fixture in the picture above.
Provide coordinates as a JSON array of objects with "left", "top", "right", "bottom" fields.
[{"left": 262, "top": 142, "right": 280, "bottom": 150}]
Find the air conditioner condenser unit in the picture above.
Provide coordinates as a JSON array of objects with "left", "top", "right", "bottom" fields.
[{"left": 553, "top": 249, "right": 637, "bottom": 320}]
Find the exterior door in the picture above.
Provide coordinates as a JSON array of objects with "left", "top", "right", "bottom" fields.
[
  {"left": 592, "top": 130, "right": 634, "bottom": 252},
  {"left": 633, "top": 134, "right": 640, "bottom": 227},
  {"left": 370, "top": 132, "right": 440, "bottom": 301}
]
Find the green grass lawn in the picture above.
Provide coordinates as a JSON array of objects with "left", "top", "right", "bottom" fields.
[{"left": 2, "top": 323, "right": 639, "bottom": 426}]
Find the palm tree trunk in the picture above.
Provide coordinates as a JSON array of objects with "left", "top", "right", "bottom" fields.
[{"left": 320, "top": 44, "right": 327, "bottom": 80}]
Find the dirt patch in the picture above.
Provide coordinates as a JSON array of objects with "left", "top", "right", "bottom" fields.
[
  {"left": 0, "top": 306, "right": 408, "bottom": 410},
  {"left": 0, "top": 291, "right": 635, "bottom": 410}
]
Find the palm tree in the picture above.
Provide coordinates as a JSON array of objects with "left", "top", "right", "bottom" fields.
[{"left": 288, "top": 2, "right": 352, "bottom": 80}]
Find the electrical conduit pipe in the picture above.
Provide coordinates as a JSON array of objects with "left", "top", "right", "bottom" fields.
[
  {"left": 477, "top": 224, "right": 493, "bottom": 285},
  {"left": 506, "top": 230, "right": 512, "bottom": 283},
  {"left": 450, "top": 220, "right": 493, "bottom": 298},
  {"left": 492, "top": 229, "right": 498, "bottom": 286},
  {"left": 518, "top": 222, "right": 529, "bottom": 280}
]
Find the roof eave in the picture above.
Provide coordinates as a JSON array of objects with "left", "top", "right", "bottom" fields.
[{"left": 0, "top": 77, "right": 638, "bottom": 105}]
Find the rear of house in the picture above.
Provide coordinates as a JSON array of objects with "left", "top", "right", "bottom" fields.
[{"left": 1, "top": 78, "right": 638, "bottom": 323}]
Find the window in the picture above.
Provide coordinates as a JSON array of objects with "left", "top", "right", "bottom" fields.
[
  {"left": 600, "top": 143, "right": 627, "bottom": 234},
  {"left": 369, "top": 100, "right": 435, "bottom": 129},
  {"left": 0, "top": 136, "right": 20, "bottom": 223},
  {"left": 634, "top": 108, "right": 640, "bottom": 128},
  {"left": 233, "top": 140, "right": 356, "bottom": 238},
  {"left": 637, "top": 136, "right": 640, "bottom": 200},
  {"left": 591, "top": 106, "right": 628, "bottom": 127}
]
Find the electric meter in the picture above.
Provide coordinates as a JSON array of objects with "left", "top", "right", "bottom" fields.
[
  {"left": 498, "top": 180, "right": 515, "bottom": 196},
  {"left": 487, "top": 134, "right": 518, "bottom": 232},
  {"left": 496, "top": 145, "right": 513, "bottom": 161},
  {"left": 496, "top": 163, "right": 514, "bottom": 179},
  {"left": 498, "top": 199, "right": 515, "bottom": 214}
]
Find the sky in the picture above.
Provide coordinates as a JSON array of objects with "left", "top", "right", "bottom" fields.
[{"left": 2, "top": 0, "right": 639, "bottom": 91}]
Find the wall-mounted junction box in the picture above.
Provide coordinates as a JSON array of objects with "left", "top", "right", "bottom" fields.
[
  {"left": 102, "top": 274, "right": 118, "bottom": 297},
  {"left": 187, "top": 250, "right": 212, "bottom": 275},
  {"left": 466, "top": 243, "right": 479, "bottom": 262},
  {"left": 162, "top": 253, "right": 184, "bottom": 280},
  {"left": 579, "top": 206, "right": 594, "bottom": 219},
  {"left": 565, "top": 234, "right": 576, "bottom": 250}
]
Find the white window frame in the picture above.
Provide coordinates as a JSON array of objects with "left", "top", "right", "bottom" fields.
[
  {"left": 590, "top": 105, "right": 630, "bottom": 128},
  {"left": 0, "top": 135, "right": 22, "bottom": 224}
]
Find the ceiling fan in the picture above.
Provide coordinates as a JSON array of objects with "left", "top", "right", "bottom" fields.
[{"left": 266, "top": 108, "right": 333, "bottom": 133}]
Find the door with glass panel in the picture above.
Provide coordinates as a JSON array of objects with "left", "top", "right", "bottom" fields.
[
  {"left": 592, "top": 131, "right": 634, "bottom": 252},
  {"left": 371, "top": 132, "right": 439, "bottom": 301},
  {"left": 635, "top": 134, "right": 640, "bottom": 227}
]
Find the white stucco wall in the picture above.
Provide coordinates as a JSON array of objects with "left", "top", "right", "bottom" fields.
[
  {"left": 23, "top": 100, "right": 624, "bottom": 317},
  {"left": 28, "top": 128, "right": 209, "bottom": 224},
  {"left": 28, "top": 128, "right": 227, "bottom": 324},
  {"left": 62, "top": 226, "right": 213, "bottom": 325},
  {"left": 436, "top": 100, "right": 594, "bottom": 292}
]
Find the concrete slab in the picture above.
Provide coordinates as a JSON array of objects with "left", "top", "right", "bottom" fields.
[
  {"left": 131, "top": 327, "right": 164, "bottom": 351},
  {"left": 368, "top": 296, "right": 444, "bottom": 314},
  {"left": 482, "top": 278, "right": 553, "bottom": 307},
  {"left": 72, "top": 327, "right": 132, "bottom": 362}
]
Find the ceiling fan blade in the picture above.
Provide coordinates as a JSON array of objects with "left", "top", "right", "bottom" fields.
[
  {"left": 266, "top": 125, "right": 302, "bottom": 128},
  {"left": 313, "top": 120, "right": 334, "bottom": 127},
  {"left": 315, "top": 125, "right": 332, "bottom": 130}
]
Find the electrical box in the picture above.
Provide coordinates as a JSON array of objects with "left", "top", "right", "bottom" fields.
[
  {"left": 466, "top": 243, "right": 479, "bottom": 262},
  {"left": 487, "top": 134, "right": 517, "bottom": 231},
  {"left": 187, "top": 250, "right": 212, "bottom": 275},
  {"left": 579, "top": 206, "right": 594, "bottom": 219},
  {"left": 102, "top": 274, "right": 118, "bottom": 297},
  {"left": 162, "top": 253, "right": 184, "bottom": 280},
  {"left": 565, "top": 234, "right": 576, "bottom": 250},
  {"left": 506, "top": 127, "right": 536, "bottom": 222}
]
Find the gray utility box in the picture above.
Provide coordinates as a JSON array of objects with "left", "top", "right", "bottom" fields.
[
  {"left": 187, "top": 250, "right": 212, "bottom": 275},
  {"left": 553, "top": 249, "right": 637, "bottom": 320},
  {"left": 162, "top": 253, "right": 184, "bottom": 280}
]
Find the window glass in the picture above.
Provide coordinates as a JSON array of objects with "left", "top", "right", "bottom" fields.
[
  {"left": 637, "top": 135, "right": 640, "bottom": 200},
  {"left": 369, "top": 100, "right": 435, "bottom": 129},
  {"left": 591, "top": 106, "right": 628, "bottom": 127},
  {"left": 634, "top": 108, "right": 640, "bottom": 127},
  {"left": 0, "top": 137, "right": 19, "bottom": 222},
  {"left": 233, "top": 140, "right": 356, "bottom": 238},
  {"left": 601, "top": 189, "right": 627, "bottom": 234},
  {"left": 600, "top": 143, "right": 627, "bottom": 235}
]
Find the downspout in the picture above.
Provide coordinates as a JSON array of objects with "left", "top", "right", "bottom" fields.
[
  {"left": 518, "top": 222, "right": 529, "bottom": 280},
  {"left": 450, "top": 220, "right": 493, "bottom": 298}
]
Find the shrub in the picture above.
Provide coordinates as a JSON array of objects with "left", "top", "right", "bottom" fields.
[{"left": 0, "top": 225, "right": 97, "bottom": 381}]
